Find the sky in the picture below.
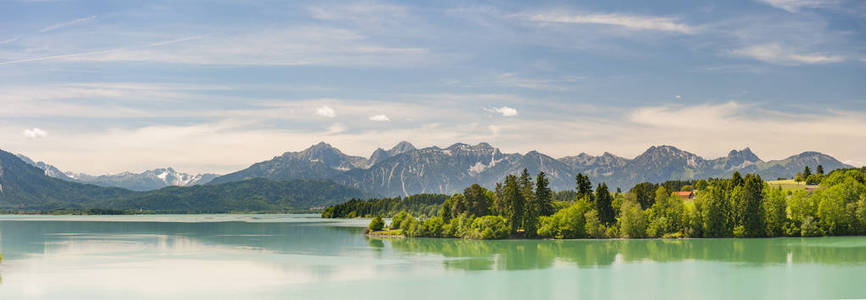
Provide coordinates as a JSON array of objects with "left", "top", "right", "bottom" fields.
[{"left": 1, "top": 0, "right": 865, "bottom": 175}]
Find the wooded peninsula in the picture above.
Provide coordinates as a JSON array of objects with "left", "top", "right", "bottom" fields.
[{"left": 323, "top": 166, "right": 866, "bottom": 239}]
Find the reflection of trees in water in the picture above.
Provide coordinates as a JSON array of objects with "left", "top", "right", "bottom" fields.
[{"left": 384, "top": 237, "right": 866, "bottom": 271}]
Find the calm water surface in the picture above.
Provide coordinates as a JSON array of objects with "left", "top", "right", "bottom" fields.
[{"left": 0, "top": 214, "right": 864, "bottom": 299}]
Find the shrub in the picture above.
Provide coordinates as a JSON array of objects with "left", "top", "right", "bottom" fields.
[
  {"left": 390, "top": 212, "right": 408, "bottom": 230},
  {"left": 467, "top": 215, "right": 510, "bottom": 239},
  {"left": 369, "top": 216, "right": 385, "bottom": 232},
  {"left": 537, "top": 200, "right": 589, "bottom": 239}
]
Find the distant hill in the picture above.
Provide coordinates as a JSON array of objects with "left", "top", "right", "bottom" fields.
[
  {"left": 1, "top": 149, "right": 365, "bottom": 212},
  {"left": 16, "top": 154, "right": 218, "bottom": 191},
  {"left": 1, "top": 150, "right": 133, "bottom": 210},
  {"left": 107, "top": 178, "right": 367, "bottom": 213},
  {"left": 208, "top": 142, "right": 853, "bottom": 195}
]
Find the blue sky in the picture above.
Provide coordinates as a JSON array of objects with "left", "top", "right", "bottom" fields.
[{"left": 1, "top": 0, "right": 865, "bottom": 174}]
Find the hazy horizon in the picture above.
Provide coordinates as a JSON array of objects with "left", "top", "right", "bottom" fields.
[{"left": 2, "top": 0, "right": 864, "bottom": 174}]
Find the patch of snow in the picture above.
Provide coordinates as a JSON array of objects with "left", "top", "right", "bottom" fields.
[{"left": 468, "top": 162, "right": 488, "bottom": 175}]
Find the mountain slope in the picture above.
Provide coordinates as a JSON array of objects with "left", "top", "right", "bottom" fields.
[
  {"left": 2, "top": 148, "right": 366, "bottom": 211},
  {"left": 1, "top": 150, "right": 133, "bottom": 210},
  {"left": 207, "top": 142, "right": 854, "bottom": 195},
  {"left": 109, "top": 178, "right": 366, "bottom": 212}
]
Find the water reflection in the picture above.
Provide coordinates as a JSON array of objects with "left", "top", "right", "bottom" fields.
[
  {"left": 2, "top": 217, "right": 866, "bottom": 300},
  {"left": 381, "top": 237, "right": 866, "bottom": 271}
]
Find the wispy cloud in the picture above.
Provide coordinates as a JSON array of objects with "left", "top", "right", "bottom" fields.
[
  {"left": 522, "top": 12, "right": 695, "bottom": 34},
  {"left": 731, "top": 43, "right": 844, "bottom": 65},
  {"left": 39, "top": 16, "right": 96, "bottom": 33},
  {"left": 2, "top": 27, "right": 431, "bottom": 67},
  {"left": 495, "top": 73, "right": 582, "bottom": 91},
  {"left": 756, "top": 0, "right": 839, "bottom": 12}
]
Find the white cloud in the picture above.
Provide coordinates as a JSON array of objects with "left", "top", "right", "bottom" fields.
[
  {"left": 484, "top": 106, "right": 518, "bottom": 117},
  {"left": 23, "top": 128, "right": 48, "bottom": 139},
  {"left": 523, "top": 12, "right": 695, "bottom": 34},
  {"left": 369, "top": 114, "right": 390, "bottom": 121},
  {"left": 731, "top": 43, "right": 844, "bottom": 65},
  {"left": 39, "top": 16, "right": 96, "bottom": 33},
  {"left": 757, "top": 0, "right": 838, "bottom": 12},
  {"left": 315, "top": 105, "right": 336, "bottom": 118}
]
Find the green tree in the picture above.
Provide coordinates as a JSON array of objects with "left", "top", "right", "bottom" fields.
[
  {"left": 618, "top": 198, "right": 647, "bottom": 238},
  {"left": 467, "top": 216, "right": 511, "bottom": 239},
  {"left": 817, "top": 165, "right": 824, "bottom": 175},
  {"left": 701, "top": 184, "right": 732, "bottom": 237},
  {"left": 584, "top": 209, "right": 604, "bottom": 238},
  {"left": 740, "top": 174, "right": 766, "bottom": 237},
  {"left": 463, "top": 184, "right": 491, "bottom": 217},
  {"left": 523, "top": 171, "right": 551, "bottom": 238},
  {"left": 595, "top": 183, "right": 615, "bottom": 225},
  {"left": 575, "top": 173, "right": 593, "bottom": 201},
  {"left": 502, "top": 174, "right": 523, "bottom": 234},
  {"left": 368, "top": 216, "right": 385, "bottom": 231},
  {"left": 537, "top": 198, "right": 590, "bottom": 238},
  {"left": 493, "top": 182, "right": 505, "bottom": 216},
  {"left": 646, "top": 186, "right": 685, "bottom": 237},
  {"left": 629, "top": 182, "right": 657, "bottom": 209},
  {"left": 449, "top": 193, "right": 467, "bottom": 219},
  {"left": 803, "top": 166, "right": 812, "bottom": 178},
  {"left": 518, "top": 169, "right": 534, "bottom": 230},
  {"left": 730, "top": 171, "right": 744, "bottom": 188},
  {"left": 535, "top": 172, "right": 554, "bottom": 216},
  {"left": 764, "top": 187, "right": 787, "bottom": 237}
]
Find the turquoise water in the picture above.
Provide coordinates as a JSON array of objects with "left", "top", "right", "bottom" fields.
[{"left": 0, "top": 215, "right": 865, "bottom": 299}]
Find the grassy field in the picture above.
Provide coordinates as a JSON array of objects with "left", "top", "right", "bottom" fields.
[{"left": 766, "top": 179, "right": 817, "bottom": 192}]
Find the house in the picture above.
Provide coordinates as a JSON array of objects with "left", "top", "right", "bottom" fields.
[{"left": 675, "top": 191, "right": 695, "bottom": 200}]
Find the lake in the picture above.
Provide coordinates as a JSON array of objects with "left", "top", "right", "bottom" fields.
[{"left": 0, "top": 214, "right": 864, "bottom": 299}]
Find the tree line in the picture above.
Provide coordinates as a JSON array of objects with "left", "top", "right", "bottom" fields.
[{"left": 325, "top": 166, "right": 866, "bottom": 239}]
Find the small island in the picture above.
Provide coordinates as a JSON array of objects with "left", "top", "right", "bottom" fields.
[{"left": 325, "top": 166, "right": 866, "bottom": 240}]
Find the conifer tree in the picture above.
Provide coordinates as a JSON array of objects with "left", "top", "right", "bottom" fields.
[
  {"left": 595, "top": 183, "right": 615, "bottom": 225},
  {"left": 575, "top": 173, "right": 593, "bottom": 201}
]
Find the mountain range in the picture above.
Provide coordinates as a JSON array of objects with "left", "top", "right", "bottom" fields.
[
  {"left": 206, "top": 142, "right": 853, "bottom": 196},
  {"left": 0, "top": 142, "right": 854, "bottom": 211},
  {"left": 0, "top": 149, "right": 364, "bottom": 211},
  {"left": 16, "top": 154, "right": 218, "bottom": 191}
]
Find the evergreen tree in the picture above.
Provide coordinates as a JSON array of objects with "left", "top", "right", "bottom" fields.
[
  {"left": 741, "top": 174, "right": 766, "bottom": 237},
  {"left": 493, "top": 182, "right": 505, "bottom": 216},
  {"left": 518, "top": 169, "right": 534, "bottom": 231},
  {"left": 503, "top": 174, "right": 523, "bottom": 234},
  {"left": 630, "top": 182, "right": 657, "bottom": 209},
  {"left": 449, "top": 193, "right": 467, "bottom": 219},
  {"left": 595, "top": 183, "right": 615, "bottom": 225},
  {"left": 817, "top": 165, "right": 824, "bottom": 175},
  {"left": 535, "top": 171, "right": 554, "bottom": 216},
  {"left": 702, "top": 185, "right": 732, "bottom": 237},
  {"left": 463, "top": 184, "right": 491, "bottom": 217},
  {"left": 730, "top": 171, "right": 744, "bottom": 188},
  {"left": 575, "top": 173, "right": 593, "bottom": 201},
  {"left": 803, "top": 166, "right": 812, "bottom": 178}
]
